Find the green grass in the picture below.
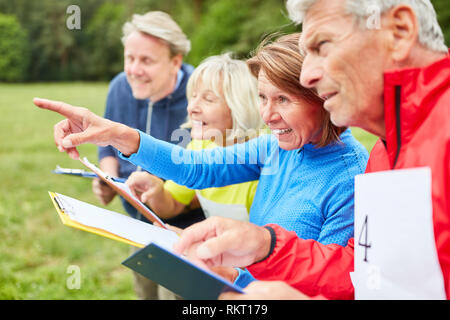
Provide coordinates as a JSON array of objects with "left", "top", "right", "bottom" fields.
[
  {"left": 0, "top": 82, "right": 378, "bottom": 299},
  {"left": 0, "top": 83, "right": 135, "bottom": 299},
  {"left": 349, "top": 127, "right": 378, "bottom": 153}
]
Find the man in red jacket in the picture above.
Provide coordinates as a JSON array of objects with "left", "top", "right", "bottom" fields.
[{"left": 173, "top": 0, "right": 450, "bottom": 299}]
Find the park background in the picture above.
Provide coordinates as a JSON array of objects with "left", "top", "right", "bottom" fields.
[{"left": 0, "top": 0, "right": 448, "bottom": 299}]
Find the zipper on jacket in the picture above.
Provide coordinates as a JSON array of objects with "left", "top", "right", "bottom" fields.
[{"left": 393, "top": 85, "right": 402, "bottom": 167}]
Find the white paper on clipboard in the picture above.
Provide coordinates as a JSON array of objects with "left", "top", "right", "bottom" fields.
[
  {"left": 53, "top": 192, "right": 179, "bottom": 250},
  {"left": 352, "top": 167, "right": 446, "bottom": 300}
]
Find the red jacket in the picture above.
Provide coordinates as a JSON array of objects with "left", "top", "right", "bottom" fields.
[{"left": 248, "top": 53, "right": 450, "bottom": 299}]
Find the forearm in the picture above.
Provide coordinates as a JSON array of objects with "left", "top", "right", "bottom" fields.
[
  {"left": 109, "top": 122, "right": 140, "bottom": 157},
  {"left": 248, "top": 224, "right": 355, "bottom": 300}
]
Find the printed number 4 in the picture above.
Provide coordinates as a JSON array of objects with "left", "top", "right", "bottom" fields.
[{"left": 358, "top": 215, "right": 371, "bottom": 262}]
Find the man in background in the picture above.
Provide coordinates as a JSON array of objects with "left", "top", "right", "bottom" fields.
[{"left": 94, "top": 11, "right": 205, "bottom": 300}]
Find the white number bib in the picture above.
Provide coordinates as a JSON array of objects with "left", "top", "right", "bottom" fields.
[{"left": 351, "top": 167, "right": 446, "bottom": 299}]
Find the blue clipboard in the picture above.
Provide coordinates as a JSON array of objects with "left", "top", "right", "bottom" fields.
[{"left": 122, "top": 242, "right": 244, "bottom": 300}]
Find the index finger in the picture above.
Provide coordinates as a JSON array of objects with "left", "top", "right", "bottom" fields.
[{"left": 33, "top": 97, "right": 82, "bottom": 120}]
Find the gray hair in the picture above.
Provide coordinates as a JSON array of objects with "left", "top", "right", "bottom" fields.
[
  {"left": 286, "top": 0, "right": 448, "bottom": 53},
  {"left": 121, "top": 11, "right": 191, "bottom": 56}
]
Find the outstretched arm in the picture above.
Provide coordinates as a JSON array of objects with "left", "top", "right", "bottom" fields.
[
  {"left": 119, "top": 131, "right": 274, "bottom": 189},
  {"left": 34, "top": 98, "right": 267, "bottom": 190}
]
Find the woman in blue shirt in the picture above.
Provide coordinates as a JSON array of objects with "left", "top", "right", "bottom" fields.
[
  {"left": 34, "top": 33, "right": 368, "bottom": 289},
  {"left": 121, "top": 34, "right": 368, "bottom": 246}
]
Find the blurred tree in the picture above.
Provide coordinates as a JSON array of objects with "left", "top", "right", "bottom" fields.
[
  {"left": 85, "top": 2, "right": 127, "bottom": 80},
  {"left": 187, "top": 0, "right": 252, "bottom": 65},
  {"left": 0, "top": 13, "right": 29, "bottom": 81},
  {"left": 434, "top": 0, "right": 450, "bottom": 46},
  {"left": 0, "top": 0, "right": 448, "bottom": 81},
  {"left": 186, "top": 0, "right": 297, "bottom": 66},
  {"left": 0, "top": 0, "right": 110, "bottom": 81},
  {"left": 228, "top": 0, "right": 298, "bottom": 59}
]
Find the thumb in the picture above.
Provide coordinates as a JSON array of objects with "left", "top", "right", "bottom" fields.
[
  {"left": 125, "top": 178, "right": 139, "bottom": 198},
  {"left": 127, "top": 183, "right": 140, "bottom": 200},
  {"left": 141, "top": 189, "right": 155, "bottom": 203}
]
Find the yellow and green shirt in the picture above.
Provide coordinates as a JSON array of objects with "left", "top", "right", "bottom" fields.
[{"left": 164, "top": 139, "right": 258, "bottom": 221}]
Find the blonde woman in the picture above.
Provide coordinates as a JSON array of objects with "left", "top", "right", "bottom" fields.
[{"left": 126, "top": 53, "right": 266, "bottom": 222}]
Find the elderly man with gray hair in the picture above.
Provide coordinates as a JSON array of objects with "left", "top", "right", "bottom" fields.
[
  {"left": 168, "top": 0, "right": 450, "bottom": 300},
  {"left": 93, "top": 11, "right": 204, "bottom": 300}
]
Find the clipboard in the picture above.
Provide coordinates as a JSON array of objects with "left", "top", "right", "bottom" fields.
[
  {"left": 48, "top": 192, "right": 179, "bottom": 250},
  {"left": 52, "top": 165, "right": 126, "bottom": 183},
  {"left": 122, "top": 242, "right": 245, "bottom": 300},
  {"left": 79, "top": 157, "right": 167, "bottom": 228}
]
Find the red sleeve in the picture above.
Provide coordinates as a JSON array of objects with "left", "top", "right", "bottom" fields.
[
  {"left": 364, "top": 139, "right": 390, "bottom": 173},
  {"left": 247, "top": 224, "right": 355, "bottom": 300}
]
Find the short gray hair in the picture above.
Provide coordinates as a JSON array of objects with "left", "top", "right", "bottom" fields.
[
  {"left": 121, "top": 11, "right": 191, "bottom": 56},
  {"left": 286, "top": 0, "right": 448, "bottom": 53}
]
